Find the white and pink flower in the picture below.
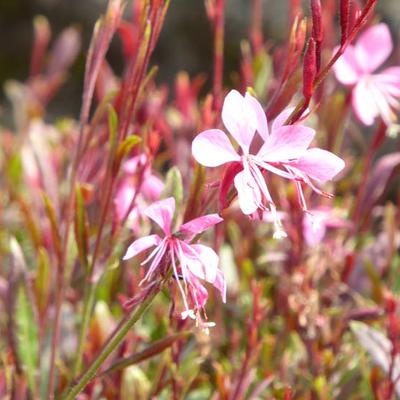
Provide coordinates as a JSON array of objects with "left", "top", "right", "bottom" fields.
[
  {"left": 123, "top": 197, "right": 225, "bottom": 329},
  {"left": 334, "top": 23, "right": 400, "bottom": 126},
  {"left": 192, "top": 90, "right": 345, "bottom": 238}
]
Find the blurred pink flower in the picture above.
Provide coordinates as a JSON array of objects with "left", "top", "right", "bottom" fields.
[
  {"left": 334, "top": 23, "right": 400, "bottom": 126},
  {"left": 192, "top": 90, "right": 344, "bottom": 238},
  {"left": 302, "top": 207, "right": 350, "bottom": 246},
  {"left": 123, "top": 197, "right": 225, "bottom": 328},
  {"left": 114, "top": 155, "right": 164, "bottom": 227}
]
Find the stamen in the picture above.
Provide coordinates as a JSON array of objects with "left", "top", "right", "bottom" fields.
[{"left": 170, "top": 242, "right": 193, "bottom": 319}]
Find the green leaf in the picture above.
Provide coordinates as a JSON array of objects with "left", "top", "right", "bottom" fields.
[
  {"left": 34, "top": 247, "right": 51, "bottom": 315},
  {"left": 41, "top": 192, "right": 62, "bottom": 262},
  {"left": 114, "top": 134, "right": 141, "bottom": 172},
  {"left": 74, "top": 184, "right": 90, "bottom": 272},
  {"left": 99, "top": 332, "right": 191, "bottom": 376},
  {"left": 161, "top": 166, "right": 184, "bottom": 211},
  {"left": 15, "top": 285, "right": 39, "bottom": 397}
]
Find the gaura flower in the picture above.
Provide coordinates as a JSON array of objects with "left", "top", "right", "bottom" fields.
[
  {"left": 123, "top": 197, "right": 226, "bottom": 329},
  {"left": 192, "top": 90, "right": 345, "bottom": 238},
  {"left": 302, "top": 207, "right": 351, "bottom": 246},
  {"left": 334, "top": 23, "right": 400, "bottom": 126},
  {"left": 114, "top": 154, "right": 164, "bottom": 227}
]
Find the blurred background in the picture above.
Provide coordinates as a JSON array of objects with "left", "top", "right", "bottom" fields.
[{"left": 1, "top": 0, "right": 399, "bottom": 120}]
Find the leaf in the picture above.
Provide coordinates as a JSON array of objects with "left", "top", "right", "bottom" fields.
[
  {"left": 74, "top": 184, "right": 90, "bottom": 272},
  {"left": 15, "top": 285, "right": 39, "bottom": 397},
  {"left": 359, "top": 152, "right": 400, "bottom": 217},
  {"left": 41, "top": 192, "right": 62, "bottom": 261},
  {"left": 351, "top": 321, "right": 400, "bottom": 397},
  {"left": 99, "top": 332, "right": 191, "bottom": 376},
  {"left": 34, "top": 247, "right": 51, "bottom": 315},
  {"left": 183, "top": 163, "right": 205, "bottom": 222},
  {"left": 108, "top": 104, "right": 119, "bottom": 157},
  {"left": 114, "top": 134, "right": 141, "bottom": 172},
  {"left": 161, "top": 166, "right": 184, "bottom": 212}
]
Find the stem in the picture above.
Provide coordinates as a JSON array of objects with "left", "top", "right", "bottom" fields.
[
  {"left": 286, "top": 0, "right": 377, "bottom": 125},
  {"left": 72, "top": 279, "right": 96, "bottom": 376},
  {"left": 213, "top": 0, "right": 225, "bottom": 113},
  {"left": 63, "top": 288, "right": 159, "bottom": 400}
]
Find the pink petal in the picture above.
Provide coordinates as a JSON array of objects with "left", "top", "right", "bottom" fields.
[
  {"left": 144, "top": 197, "right": 175, "bottom": 235},
  {"left": 377, "top": 67, "right": 400, "bottom": 87},
  {"left": 295, "top": 148, "right": 345, "bottom": 182},
  {"left": 187, "top": 244, "right": 219, "bottom": 283},
  {"left": 303, "top": 213, "right": 327, "bottom": 246},
  {"left": 352, "top": 79, "right": 379, "bottom": 126},
  {"left": 258, "top": 125, "right": 315, "bottom": 162},
  {"left": 114, "top": 183, "right": 135, "bottom": 222},
  {"left": 124, "top": 154, "right": 146, "bottom": 174},
  {"left": 190, "top": 278, "right": 209, "bottom": 308},
  {"left": 214, "top": 269, "right": 226, "bottom": 303},
  {"left": 179, "top": 214, "right": 223, "bottom": 240},
  {"left": 192, "top": 129, "right": 240, "bottom": 167},
  {"left": 271, "top": 107, "right": 295, "bottom": 131},
  {"left": 142, "top": 174, "right": 164, "bottom": 201},
  {"left": 123, "top": 234, "right": 161, "bottom": 260},
  {"left": 333, "top": 45, "right": 362, "bottom": 85},
  {"left": 355, "top": 23, "right": 393, "bottom": 74},
  {"left": 244, "top": 92, "right": 269, "bottom": 139},
  {"left": 222, "top": 90, "right": 257, "bottom": 153},
  {"left": 233, "top": 169, "right": 260, "bottom": 215}
]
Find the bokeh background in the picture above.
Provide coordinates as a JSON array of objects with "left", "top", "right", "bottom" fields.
[{"left": 1, "top": 0, "right": 400, "bottom": 121}]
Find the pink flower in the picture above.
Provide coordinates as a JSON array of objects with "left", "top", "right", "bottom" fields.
[
  {"left": 334, "top": 23, "right": 400, "bottom": 126},
  {"left": 302, "top": 207, "right": 351, "bottom": 246},
  {"left": 123, "top": 197, "right": 226, "bottom": 328},
  {"left": 114, "top": 155, "right": 164, "bottom": 226},
  {"left": 192, "top": 90, "right": 345, "bottom": 238}
]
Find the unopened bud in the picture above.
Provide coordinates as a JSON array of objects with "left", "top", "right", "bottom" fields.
[
  {"left": 303, "top": 38, "right": 317, "bottom": 100},
  {"left": 340, "top": 0, "right": 350, "bottom": 46}
]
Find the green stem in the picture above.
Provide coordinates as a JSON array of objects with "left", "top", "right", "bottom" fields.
[
  {"left": 63, "top": 289, "right": 159, "bottom": 400},
  {"left": 72, "top": 280, "right": 97, "bottom": 376}
]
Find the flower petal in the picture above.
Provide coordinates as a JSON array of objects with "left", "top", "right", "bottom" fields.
[
  {"left": 233, "top": 169, "right": 260, "bottom": 215},
  {"left": 333, "top": 45, "right": 362, "bottom": 85},
  {"left": 352, "top": 79, "right": 379, "bottom": 126},
  {"left": 144, "top": 197, "right": 175, "bottom": 235},
  {"left": 141, "top": 174, "right": 164, "bottom": 201},
  {"left": 123, "top": 234, "right": 161, "bottom": 260},
  {"left": 245, "top": 92, "right": 269, "bottom": 139},
  {"left": 294, "top": 148, "right": 345, "bottom": 182},
  {"left": 214, "top": 269, "right": 226, "bottom": 303},
  {"left": 114, "top": 183, "right": 135, "bottom": 222},
  {"left": 222, "top": 90, "right": 257, "bottom": 152},
  {"left": 258, "top": 125, "right": 315, "bottom": 161},
  {"left": 190, "top": 278, "right": 209, "bottom": 308},
  {"left": 188, "top": 244, "right": 219, "bottom": 283},
  {"left": 179, "top": 214, "right": 223, "bottom": 240},
  {"left": 271, "top": 107, "right": 295, "bottom": 131},
  {"left": 355, "top": 23, "right": 392, "bottom": 74},
  {"left": 192, "top": 129, "right": 240, "bottom": 167},
  {"left": 303, "top": 213, "right": 327, "bottom": 246}
]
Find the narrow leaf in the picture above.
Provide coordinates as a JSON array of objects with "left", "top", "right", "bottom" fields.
[
  {"left": 74, "top": 184, "right": 90, "bottom": 272},
  {"left": 161, "top": 166, "right": 184, "bottom": 211},
  {"left": 34, "top": 247, "right": 51, "bottom": 315},
  {"left": 99, "top": 332, "right": 191, "bottom": 376},
  {"left": 15, "top": 285, "right": 39, "bottom": 397},
  {"left": 41, "top": 192, "right": 62, "bottom": 261}
]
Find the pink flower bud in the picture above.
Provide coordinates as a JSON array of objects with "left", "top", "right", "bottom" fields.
[
  {"left": 340, "top": 0, "right": 350, "bottom": 46},
  {"left": 302, "top": 38, "right": 317, "bottom": 100}
]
